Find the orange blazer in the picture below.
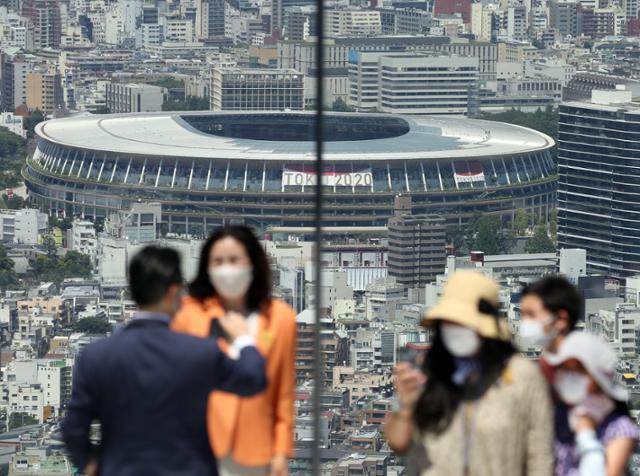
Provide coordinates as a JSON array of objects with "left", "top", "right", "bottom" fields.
[{"left": 172, "top": 296, "right": 297, "bottom": 466}]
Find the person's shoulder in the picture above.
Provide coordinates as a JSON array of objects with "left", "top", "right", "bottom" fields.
[
  {"left": 601, "top": 412, "right": 640, "bottom": 443},
  {"left": 266, "top": 299, "right": 297, "bottom": 327},
  {"left": 505, "top": 354, "right": 546, "bottom": 384}
]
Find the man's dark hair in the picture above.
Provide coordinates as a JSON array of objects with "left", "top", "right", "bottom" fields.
[
  {"left": 129, "top": 246, "right": 183, "bottom": 307},
  {"left": 189, "top": 225, "right": 271, "bottom": 311},
  {"left": 521, "top": 275, "right": 582, "bottom": 331}
]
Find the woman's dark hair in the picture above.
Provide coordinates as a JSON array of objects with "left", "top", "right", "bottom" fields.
[
  {"left": 188, "top": 225, "right": 271, "bottom": 310},
  {"left": 414, "top": 323, "right": 516, "bottom": 434}
]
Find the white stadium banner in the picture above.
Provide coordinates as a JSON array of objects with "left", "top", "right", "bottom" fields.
[
  {"left": 282, "top": 165, "right": 373, "bottom": 187},
  {"left": 454, "top": 161, "right": 485, "bottom": 184}
]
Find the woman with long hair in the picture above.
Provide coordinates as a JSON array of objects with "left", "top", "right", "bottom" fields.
[
  {"left": 172, "top": 226, "right": 296, "bottom": 476},
  {"left": 386, "top": 271, "right": 553, "bottom": 476}
]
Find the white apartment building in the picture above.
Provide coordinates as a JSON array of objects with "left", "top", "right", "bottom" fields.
[
  {"left": 104, "top": 82, "right": 165, "bottom": 113},
  {"left": 364, "top": 277, "right": 407, "bottom": 321},
  {"left": 6, "top": 359, "right": 71, "bottom": 418},
  {"left": 0, "top": 209, "right": 48, "bottom": 245},
  {"left": 325, "top": 9, "right": 382, "bottom": 37},
  {"left": 7, "top": 383, "right": 43, "bottom": 423},
  {"left": 164, "top": 18, "right": 194, "bottom": 42},
  {"left": 587, "top": 303, "right": 640, "bottom": 356},
  {"left": 349, "top": 51, "right": 479, "bottom": 116},
  {"left": 142, "top": 23, "right": 163, "bottom": 48},
  {"left": 351, "top": 328, "right": 382, "bottom": 370},
  {"left": 69, "top": 219, "right": 97, "bottom": 264}
]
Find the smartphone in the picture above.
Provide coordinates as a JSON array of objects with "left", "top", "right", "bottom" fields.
[
  {"left": 398, "top": 347, "right": 420, "bottom": 367},
  {"left": 209, "top": 319, "right": 230, "bottom": 341}
]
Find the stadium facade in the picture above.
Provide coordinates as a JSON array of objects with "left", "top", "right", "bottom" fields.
[{"left": 24, "top": 112, "right": 556, "bottom": 236}]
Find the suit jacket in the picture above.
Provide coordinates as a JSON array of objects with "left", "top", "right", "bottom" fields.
[
  {"left": 172, "top": 297, "right": 296, "bottom": 466},
  {"left": 62, "top": 316, "right": 267, "bottom": 476}
]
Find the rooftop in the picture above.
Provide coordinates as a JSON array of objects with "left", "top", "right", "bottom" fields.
[{"left": 36, "top": 112, "right": 554, "bottom": 162}]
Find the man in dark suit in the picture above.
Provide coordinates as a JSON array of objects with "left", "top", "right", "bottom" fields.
[{"left": 62, "top": 246, "right": 267, "bottom": 476}]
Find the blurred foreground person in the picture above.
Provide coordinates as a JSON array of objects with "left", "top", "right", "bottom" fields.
[
  {"left": 548, "top": 332, "right": 638, "bottom": 476},
  {"left": 386, "top": 271, "right": 553, "bottom": 476},
  {"left": 519, "top": 276, "right": 582, "bottom": 374},
  {"left": 62, "top": 246, "right": 267, "bottom": 476},
  {"left": 173, "top": 226, "right": 296, "bottom": 476}
]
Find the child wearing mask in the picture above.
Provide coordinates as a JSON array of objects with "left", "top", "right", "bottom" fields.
[
  {"left": 386, "top": 271, "right": 553, "bottom": 476},
  {"left": 547, "top": 332, "right": 638, "bottom": 476}
]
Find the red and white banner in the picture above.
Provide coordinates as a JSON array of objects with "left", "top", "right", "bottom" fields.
[
  {"left": 282, "top": 165, "right": 372, "bottom": 187},
  {"left": 454, "top": 161, "right": 485, "bottom": 184}
]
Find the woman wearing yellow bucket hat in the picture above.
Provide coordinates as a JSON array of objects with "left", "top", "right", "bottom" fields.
[{"left": 386, "top": 271, "right": 554, "bottom": 476}]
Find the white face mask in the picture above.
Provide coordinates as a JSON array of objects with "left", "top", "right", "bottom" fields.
[
  {"left": 519, "top": 318, "right": 557, "bottom": 350},
  {"left": 441, "top": 323, "right": 481, "bottom": 357},
  {"left": 554, "top": 371, "right": 591, "bottom": 405},
  {"left": 208, "top": 265, "right": 253, "bottom": 300}
]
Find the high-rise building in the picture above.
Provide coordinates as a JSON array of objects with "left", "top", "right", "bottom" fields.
[
  {"left": 387, "top": 196, "right": 446, "bottom": 288},
  {"left": 25, "top": 72, "right": 64, "bottom": 114},
  {"left": 196, "top": 0, "right": 226, "bottom": 39},
  {"left": 558, "top": 88, "right": 640, "bottom": 277},
  {"left": 349, "top": 51, "right": 479, "bottom": 115},
  {"left": 1, "top": 54, "right": 33, "bottom": 112},
  {"left": 211, "top": 67, "right": 304, "bottom": 111},
  {"left": 21, "top": 0, "right": 61, "bottom": 49},
  {"left": 272, "top": 0, "right": 316, "bottom": 35}
]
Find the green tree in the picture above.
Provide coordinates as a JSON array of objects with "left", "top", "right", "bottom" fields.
[
  {"left": 549, "top": 208, "right": 558, "bottom": 239},
  {"left": 0, "top": 243, "right": 17, "bottom": 290},
  {"left": 147, "top": 76, "right": 185, "bottom": 90},
  {"left": 8, "top": 412, "right": 38, "bottom": 430},
  {"left": 446, "top": 225, "right": 468, "bottom": 255},
  {"left": 61, "top": 251, "right": 92, "bottom": 279},
  {"left": 1, "top": 194, "right": 25, "bottom": 210},
  {"left": 162, "top": 95, "right": 209, "bottom": 111},
  {"left": 479, "top": 108, "right": 559, "bottom": 142},
  {"left": 526, "top": 224, "right": 556, "bottom": 253},
  {"left": 74, "top": 316, "right": 111, "bottom": 334},
  {"left": 49, "top": 216, "right": 73, "bottom": 231},
  {"left": 512, "top": 209, "right": 530, "bottom": 236},
  {"left": 471, "top": 215, "right": 505, "bottom": 254},
  {"left": 42, "top": 235, "right": 57, "bottom": 258},
  {"left": 24, "top": 110, "right": 45, "bottom": 139}
]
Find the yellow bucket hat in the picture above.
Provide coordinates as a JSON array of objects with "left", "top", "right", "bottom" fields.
[{"left": 421, "top": 271, "right": 511, "bottom": 341}]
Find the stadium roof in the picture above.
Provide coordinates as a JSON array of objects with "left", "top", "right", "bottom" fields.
[{"left": 36, "top": 111, "right": 554, "bottom": 162}]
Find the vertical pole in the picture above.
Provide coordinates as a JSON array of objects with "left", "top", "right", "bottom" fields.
[{"left": 312, "top": 2, "right": 325, "bottom": 473}]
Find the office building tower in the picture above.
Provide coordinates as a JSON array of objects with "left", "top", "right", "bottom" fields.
[
  {"left": 558, "top": 88, "right": 640, "bottom": 277},
  {"left": 21, "top": 0, "right": 61, "bottom": 49},
  {"left": 25, "top": 72, "right": 64, "bottom": 114},
  {"left": 196, "top": 0, "right": 226, "bottom": 39},
  {"left": 349, "top": 52, "right": 478, "bottom": 116},
  {"left": 387, "top": 196, "right": 446, "bottom": 288},
  {"left": 211, "top": 67, "right": 304, "bottom": 111}
]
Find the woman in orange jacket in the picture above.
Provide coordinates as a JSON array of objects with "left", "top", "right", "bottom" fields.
[{"left": 172, "top": 225, "right": 296, "bottom": 476}]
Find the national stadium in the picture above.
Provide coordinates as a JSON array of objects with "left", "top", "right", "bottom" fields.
[{"left": 23, "top": 112, "right": 556, "bottom": 235}]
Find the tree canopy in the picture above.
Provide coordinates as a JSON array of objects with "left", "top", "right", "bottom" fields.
[
  {"left": 0, "top": 243, "right": 18, "bottom": 290},
  {"left": 162, "top": 95, "right": 209, "bottom": 111},
  {"left": 73, "top": 316, "right": 112, "bottom": 334},
  {"left": 29, "top": 250, "right": 92, "bottom": 284},
  {"left": 479, "top": 107, "right": 559, "bottom": 142},
  {"left": 526, "top": 224, "right": 556, "bottom": 253}
]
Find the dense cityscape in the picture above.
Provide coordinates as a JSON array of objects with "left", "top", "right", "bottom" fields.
[{"left": 0, "top": 0, "right": 638, "bottom": 474}]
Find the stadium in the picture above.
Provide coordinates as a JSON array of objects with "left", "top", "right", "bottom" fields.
[{"left": 24, "top": 112, "right": 556, "bottom": 236}]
